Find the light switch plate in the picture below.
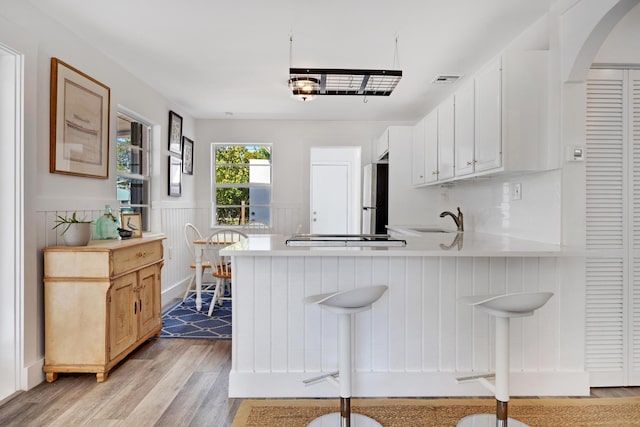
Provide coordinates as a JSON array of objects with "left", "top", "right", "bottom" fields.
[
  {"left": 566, "top": 146, "right": 585, "bottom": 162},
  {"left": 512, "top": 183, "right": 522, "bottom": 201}
]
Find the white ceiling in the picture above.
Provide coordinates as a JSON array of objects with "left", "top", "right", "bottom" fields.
[{"left": 28, "top": 0, "right": 553, "bottom": 121}]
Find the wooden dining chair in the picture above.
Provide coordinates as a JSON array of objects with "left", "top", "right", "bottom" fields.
[
  {"left": 182, "top": 223, "right": 215, "bottom": 302},
  {"left": 204, "top": 229, "right": 248, "bottom": 316}
]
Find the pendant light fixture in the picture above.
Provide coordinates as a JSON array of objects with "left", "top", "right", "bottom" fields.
[{"left": 288, "top": 36, "right": 402, "bottom": 102}]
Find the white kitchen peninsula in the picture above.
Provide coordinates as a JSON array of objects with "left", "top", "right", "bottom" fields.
[{"left": 222, "top": 233, "right": 587, "bottom": 398}]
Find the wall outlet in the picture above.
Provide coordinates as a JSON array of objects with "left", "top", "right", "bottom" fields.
[{"left": 511, "top": 183, "right": 522, "bottom": 201}]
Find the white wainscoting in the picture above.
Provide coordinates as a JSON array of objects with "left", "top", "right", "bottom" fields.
[
  {"left": 37, "top": 204, "right": 304, "bottom": 305},
  {"left": 230, "top": 255, "right": 588, "bottom": 397}
]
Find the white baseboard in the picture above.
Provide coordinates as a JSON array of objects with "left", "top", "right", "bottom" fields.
[
  {"left": 23, "top": 358, "right": 45, "bottom": 390},
  {"left": 162, "top": 277, "right": 190, "bottom": 310},
  {"left": 229, "top": 371, "right": 591, "bottom": 398}
]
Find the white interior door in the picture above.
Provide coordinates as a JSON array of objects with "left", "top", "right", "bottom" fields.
[
  {"left": 311, "top": 164, "right": 348, "bottom": 234},
  {"left": 0, "top": 44, "right": 21, "bottom": 401}
]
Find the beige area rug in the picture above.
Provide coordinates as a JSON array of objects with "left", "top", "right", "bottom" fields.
[{"left": 232, "top": 397, "right": 640, "bottom": 427}]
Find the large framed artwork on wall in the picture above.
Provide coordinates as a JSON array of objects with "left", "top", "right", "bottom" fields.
[{"left": 50, "top": 58, "right": 110, "bottom": 179}]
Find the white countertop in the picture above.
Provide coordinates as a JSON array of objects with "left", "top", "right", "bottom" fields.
[{"left": 221, "top": 231, "right": 583, "bottom": 257}]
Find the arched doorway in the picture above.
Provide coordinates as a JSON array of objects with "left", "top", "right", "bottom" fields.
[{"left": 561, "top": 0, "right": 640, "bottom": 387}]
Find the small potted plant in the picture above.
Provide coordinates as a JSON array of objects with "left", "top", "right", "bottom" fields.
[{"left": 52, "top": 212, "right": 93, "bottom": 246}]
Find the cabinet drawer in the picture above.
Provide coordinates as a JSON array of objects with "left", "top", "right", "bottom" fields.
[{"left": 112, "top": 241, "right": 163, "bottom": 276}]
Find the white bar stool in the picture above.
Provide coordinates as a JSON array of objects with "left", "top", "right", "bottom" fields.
[
  {"left": 303, "top": 285, "right": 388, "bottom": 427},
  {"left": 457, "top": 291, "right": 553, "bottom": 427}
]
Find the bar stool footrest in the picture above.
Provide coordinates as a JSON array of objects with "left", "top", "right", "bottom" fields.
[
  {"left": 302, "top": 371, "right": 339, "bottom": 385},
  {"left": 455, "top": 372, "right": 495, "bottom": 382}
]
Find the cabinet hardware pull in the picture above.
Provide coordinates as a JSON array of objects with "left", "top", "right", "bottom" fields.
[
  {"left": 466, "top": 161, "right": 473, "bottom": 166},
  {"left": 134, "top": 301, "right": 137, "bottom": 314}
]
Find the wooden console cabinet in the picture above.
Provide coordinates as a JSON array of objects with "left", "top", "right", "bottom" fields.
[{"left": 43, "top": 236, "right": 164, "bottom": 382}]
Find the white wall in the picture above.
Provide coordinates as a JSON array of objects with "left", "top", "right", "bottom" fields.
[
  {"left": 593, "top": 2, "right": 640, "bottom": 63},
  {"left": 0, "top": 0, "right": 197, "bottom": 390}
]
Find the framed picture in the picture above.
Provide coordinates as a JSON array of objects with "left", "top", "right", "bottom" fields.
[
  {"left": 168, "top": 110, "right": 183, "bottom": 154},
  {"left": 182, "top": 136, "right": 194, "bottom": 175},
  {"left": 169, "top": 155, "right": 182, "bottom": 197},
  {"left": 49, "top": 58, "right": 110, "bottom": 179},
  {"left": 121, "top": 213, "right": 142, "bottom": 238}
]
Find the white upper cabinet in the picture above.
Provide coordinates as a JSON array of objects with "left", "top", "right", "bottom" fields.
[
  {"left": 437, "top": 96, "right": 455, "bottom": 181},
  {"left": 454, "top": 81, "right": 475, "bottom": 177},
  {"left": 412, "top": 118, "right": 426, "bottom": 185},
  {"left": 424, "top": 110, "right": 439, "bottom": 184},
  {"left": 412, "top": 49, "right": 550, "bottom": 187},
  {"left": 475, "top": 56, "right": 503, "bottom": 173}
]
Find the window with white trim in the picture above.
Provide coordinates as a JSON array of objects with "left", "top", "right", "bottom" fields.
[
  {"left": 116, "top": 111, "right": 151, "bottom": 230},
  {"left": 211, "top": 143, "right": 272, "bottom": 226}
]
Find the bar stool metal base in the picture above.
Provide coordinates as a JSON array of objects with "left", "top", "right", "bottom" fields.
[
  {"left": 307, "top": 412, "right": 383, "bottom": 427},
  {"left": 457, "top": 414, "right": 529, "bottom": 427}
]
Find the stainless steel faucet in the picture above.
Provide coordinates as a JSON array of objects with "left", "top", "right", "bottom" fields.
[{"left": 440, "top": 207, "right": 464, "bottom": 232}]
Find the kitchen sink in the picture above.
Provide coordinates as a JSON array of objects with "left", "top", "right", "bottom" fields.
[{"left": 409, "top": 227, "right": 452, "bottom": 233}]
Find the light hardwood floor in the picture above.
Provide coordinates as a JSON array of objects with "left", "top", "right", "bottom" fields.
[{"left": 0, "top": 337, "right": 639, "bottom": 426}]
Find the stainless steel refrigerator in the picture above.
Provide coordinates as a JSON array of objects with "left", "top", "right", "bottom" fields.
[{"left": 361, "top": 163, "right": 389, "bottom": 234}]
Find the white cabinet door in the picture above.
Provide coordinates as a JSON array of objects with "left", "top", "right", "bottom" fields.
[
  {"left": 411, "top": 118, "right": 426, "bottom": 185},
  {"left": 454, "top": 81, "right": 475, "bottom": 177},
  {"left": 438, "top": 97, "right": 455, "bottom": 180},
  {"left": 475, "top": 56, "right": 502, "bottom": 173},
  {"left": 310, "top": 164, "right": 349, "bottom": 234},
  {"left": 424, "top": 110, "right": 439, "bottom": 184}
]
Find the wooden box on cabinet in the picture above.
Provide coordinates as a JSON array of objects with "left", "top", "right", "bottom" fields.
[{"left": 43, "top": 236, "right": 164, "bottom": 382}]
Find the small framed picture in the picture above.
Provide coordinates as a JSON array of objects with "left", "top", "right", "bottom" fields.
[
  {"left": 168, "top": 110, "right": 182, "bottom": 154},
  {"left": 121, "top": 213, "right": 142, "bottom": 238},
  {"left": 169, "top": 155, "right": 182, "bottom": 197},
  {"left": 182, "top": 136, "right": 193, "bottom": 175}
]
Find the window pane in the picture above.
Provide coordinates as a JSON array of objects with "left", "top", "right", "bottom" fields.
[
  {"left": 249, "top": 163, "right": 271, "bottom": 184},
  {"left": 117, "top": 176, "right": 148, "bottom": 205},
  {"left": 216, "top": 165, "right": 249, "bottom": 184},
  {"left": 215, "top": 145, "right": 271, "bottom": 163},
  {"left": 216, "top": 187, "right": 249, "bottom": 205},
  {"left": 249, "top": 187, "right": 271, "bottom": 205},
  {"left": 117, "top": 144, "right": 142, "bottom": 175},
  {"left": 216, "top": 207, "right": 243, "bottom": 225},
  {"left": 248, "top": 206, "right": 270, "bottom": 224}
]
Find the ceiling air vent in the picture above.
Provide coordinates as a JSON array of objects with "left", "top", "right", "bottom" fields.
[{"left": 432, "top": 74, "right": 462, "bottom": 84}]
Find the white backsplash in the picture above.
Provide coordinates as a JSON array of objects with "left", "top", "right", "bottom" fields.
[{"left": 435, "top": 169, "right": 562, "bottom": 244}]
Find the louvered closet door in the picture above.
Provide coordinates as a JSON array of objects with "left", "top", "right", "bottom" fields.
[
  {"left": 586, "top": 69, "right": 627, "bottom": 386},
  {"left": 586, "top": 68, "right": 640, "bottom": 386},
  {"left": 630, "top": 70, "right": 640, "bottom": 384}
]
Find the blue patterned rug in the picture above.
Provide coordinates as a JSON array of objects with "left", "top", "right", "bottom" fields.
[{"left": 161, "top": 292, "right": 231, "bottom": 339}]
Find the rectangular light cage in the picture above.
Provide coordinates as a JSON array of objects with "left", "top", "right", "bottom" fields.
[{"left": 289, "top": 68, "right": 402, "bottom": 97}]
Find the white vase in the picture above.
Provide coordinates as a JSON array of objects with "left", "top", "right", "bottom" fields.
[{"left": 62, "top": 223, "right": 92, "bottom": 246}]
